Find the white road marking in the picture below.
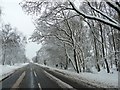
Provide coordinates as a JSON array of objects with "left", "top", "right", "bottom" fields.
[
  {"left": 44, "top": 70, "right": 76, "bottom": 89},
  {"left": 11, "top": 71, "right": 26, "bottom": 89},
  {"left": 34, "top": 71, "right": 37, "bottom": 77},
  {"left": 33, "top": 71, "right": 42, "bottom": 90},
  {"left": 38, "top": 83, "right": 42, "bottom": 89},
  {"left": 31, "top": 68, "right": 32, "bottom": 71}
]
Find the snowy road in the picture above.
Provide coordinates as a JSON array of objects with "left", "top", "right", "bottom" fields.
[{"left": 1, "top": 63, "right": 105, "bottom": 89}]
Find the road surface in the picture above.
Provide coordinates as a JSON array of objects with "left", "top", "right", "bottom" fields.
[{"left": 0, "top": 63, "right": 101, "bottom": 90}]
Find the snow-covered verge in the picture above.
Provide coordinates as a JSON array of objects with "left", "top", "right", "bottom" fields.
[
  {"left": 0, "top": 63, "right": 29, "bottom": 81},
  {"left": 36, "top": 64, "right": 118, "bottom": 88}
]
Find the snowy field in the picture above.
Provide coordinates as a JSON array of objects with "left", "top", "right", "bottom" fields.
[
  {"left": 36, "top": 64, "right": 118, "bottom": 88},
  {"left": 0, "top": 63, "right": 29, "bottom": 81}
]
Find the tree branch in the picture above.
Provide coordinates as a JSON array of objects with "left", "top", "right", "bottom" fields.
[
  {"left": 105, "top": 0, "right": 120, "bottom": 15},
  {"left": 69, "top": 1, "right": 120, "bottom": 31},
  {"left": 54, "top": 34, "right": 73, "bottom": 47},
  {"left": 87, "top": 1, "right": 118, "bottom": 24}
]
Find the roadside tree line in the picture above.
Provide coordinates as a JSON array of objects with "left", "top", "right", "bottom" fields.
[
  {"left": 0, "top": 24, "right": 28, "bottom": 65},
  {"left": 0, "top": 7, "right": 28, "bottom": 65},
  {"left": 20, "top": 0, "right": 120, "bottom": 73}
]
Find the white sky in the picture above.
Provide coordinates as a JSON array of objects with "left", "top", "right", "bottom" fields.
[{"left": 0, "top": 0, "right": 42, "bottom": 60}]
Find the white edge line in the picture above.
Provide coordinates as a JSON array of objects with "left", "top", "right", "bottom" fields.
[
  {"left": 11, "top": 71, "right": 26, "bottom": 89},
  {"left": 34, "top": 71, "right": 37, "bottom": 77},
  {"left": 44, "top": 70, "right": 76, "bottom": 89}
]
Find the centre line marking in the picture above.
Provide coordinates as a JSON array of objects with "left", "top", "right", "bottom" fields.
[
  {"left": 38, "top": 83, "right": 42, "bottom": 89},
  {"left": 33, "top": 71, "right": 42, "bottom": 89},
  {"left": 34, "top": 71, "right": 37, "bottom": 77}
]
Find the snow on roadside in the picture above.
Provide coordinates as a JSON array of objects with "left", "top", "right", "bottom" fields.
[
  {"left": 0, "top": 63, "right": 29, "bottom": 81},
  {"left": 36, "top": 64, "right": 118, "bottom": 88},
  {"left": 57, "top": 69, "right": 118, "bottom": 88}
]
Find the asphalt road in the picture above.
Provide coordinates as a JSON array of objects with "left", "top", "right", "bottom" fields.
[
  {"left": 1, "top": 63, "right": 61, "bottom": 89},
  {"left": 0, "top": 63, "right": 103, "bottom": 90}
]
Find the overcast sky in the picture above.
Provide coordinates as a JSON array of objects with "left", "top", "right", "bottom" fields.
[{"left": 0, "top": 0, "right": 42, "bottom": 60}]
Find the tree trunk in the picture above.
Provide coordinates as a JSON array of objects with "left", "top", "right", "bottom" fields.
[
  {"left": 111, "top": 29, "right": 118, "bottom": 71},
  {"left": 64, "top": 50, "right": 69, "bottom": 70},
  {"left": 2, "top": 52, "right": 5, "bottom": 65},
  {"left": 73, "top": 48, "right": 79, "bottom": 73},
  {"left": 100, "top": 24, "right": 110, "bottom": 73},
  {"left": 2, "top": 45, "right": 6, "bottom": 65},
  {"left": 77, "top": 53, "right": 82, "bottom": 72},
  {"left": 64, "top": 56, "right": 68, "bottom": 70},
  {"left": 63, "top": 44, "right": 69, "bottom": 70},
  {"left": 69, "top": 58, "right": 77, "bottom": 71},
  {"left": 94, "top": 37, "right": 100, "bottom": 72}
]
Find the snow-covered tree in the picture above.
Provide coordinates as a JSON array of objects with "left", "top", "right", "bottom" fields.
[
  {"left": 0, "top": 6, "right": 2, "bottom": 63},
  {"left": 1, "top": 24, "right": 27, "bottom": 65},
  {"left": 20, "top": 0, "right": 120, "bottom": 73},
  {"left": 0, "top": 30, "right": 2, "bottom": 63}
]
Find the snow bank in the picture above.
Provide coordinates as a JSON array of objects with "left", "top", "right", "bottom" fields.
[
  {"left": 0, "top": 63, "right": 29, "bottom": 81},
  {"left": 37, "top": 64, "right": 118, "bottom": 88},
  {"left": 58, "top": 69, "right": 118, "bottom": 88}
]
